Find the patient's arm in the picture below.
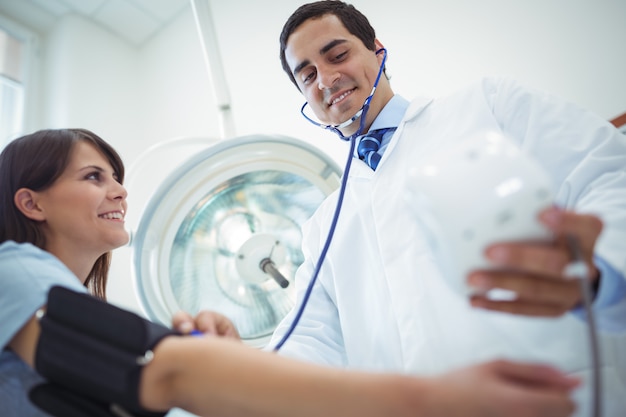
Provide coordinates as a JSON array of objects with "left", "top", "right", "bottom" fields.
[
  {"left": 141, "top": 335, "right": 579, "bottom": 417},
  {"left": 8, "top": 314, "right": 40, "bottom": 367}
]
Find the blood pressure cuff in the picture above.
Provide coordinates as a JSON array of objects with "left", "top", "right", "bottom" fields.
[{"left": 28, "top": 285, "right": 177, "bottom": 417}]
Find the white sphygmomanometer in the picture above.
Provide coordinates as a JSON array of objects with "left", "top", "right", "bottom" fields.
[
  {"left": 405, "top": 130, "right": 602, "bottom": 417},
  {"left": 405, "top": 130, "right": 554, "bottom": 297}
]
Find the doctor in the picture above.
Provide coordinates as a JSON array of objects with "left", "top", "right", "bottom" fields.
[{"left": 269, "top": 1, "right": 626, "bottom": 416}]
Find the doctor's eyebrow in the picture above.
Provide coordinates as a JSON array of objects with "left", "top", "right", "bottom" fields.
[{"left": 292, "top": 39, "right": 348, "bottom": 77}]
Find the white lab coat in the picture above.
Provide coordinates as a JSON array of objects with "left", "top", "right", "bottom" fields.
[{"left": 270, "top": 77, "right": 626, "bottom": 416}]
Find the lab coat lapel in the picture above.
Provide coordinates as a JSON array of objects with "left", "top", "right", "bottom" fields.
[
  {"left": 375, "top": 98, "right": 433, "bottom": 171},
  {"left": 366, "top": 97, "right": 441, "bottom": 372}
]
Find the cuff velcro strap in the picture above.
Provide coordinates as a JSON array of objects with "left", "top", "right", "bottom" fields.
[
  {"left": 31, "top": 285, "right": 177, "bottom": 416},
  {"left": 30, "top": 383, "right": 125, "bottom": 417}
]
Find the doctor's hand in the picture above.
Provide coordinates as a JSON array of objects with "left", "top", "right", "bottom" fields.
[
  {"left": 172, "top": 310, "right": 241, "bottom": 340},
  {"left": 468, "top": 206, "right": 603, "bottom": 317},
  {"left": 427, "top": 360, "right": 579, "bottom": 417}
]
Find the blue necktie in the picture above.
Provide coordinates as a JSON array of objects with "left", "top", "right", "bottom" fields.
[{"left": 357, "top": 128, "right": 395, "bottom": 170}]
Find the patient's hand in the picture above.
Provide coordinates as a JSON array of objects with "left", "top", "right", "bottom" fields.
[
  {"left": 425, "top": 359, "right": 579, "bottom": 417},
  {"left": 172, "top": 310, "right": 240, "bottom": 340}
]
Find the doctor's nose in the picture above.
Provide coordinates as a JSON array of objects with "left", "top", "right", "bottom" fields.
[{"left": 317, "top": 67, "right": 340, "bottom": 90}]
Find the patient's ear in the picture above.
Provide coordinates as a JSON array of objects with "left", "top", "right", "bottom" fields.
[{"left": 14, "top": 188, "right": 45, "bottom": 221}]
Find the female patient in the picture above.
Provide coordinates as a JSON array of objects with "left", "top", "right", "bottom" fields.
[{"left": 0, "top": 128, "right": 579, "bottom": 417}]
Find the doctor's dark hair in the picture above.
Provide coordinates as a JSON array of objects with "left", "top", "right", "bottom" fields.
[
  {"left": 0, "top": 128, "right": 125, "bottom": 300},
  {"left": 280, "top": 0, "right": 377, "bottom": 89}
]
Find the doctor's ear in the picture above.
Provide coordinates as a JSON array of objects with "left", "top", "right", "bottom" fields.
[{"left": 14, "top": 188, "right": 46, "bottom": 221}]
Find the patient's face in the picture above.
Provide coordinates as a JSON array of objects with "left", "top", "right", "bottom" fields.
[{"left": 35, "top": 141, "right": 129, "bottom": 260}]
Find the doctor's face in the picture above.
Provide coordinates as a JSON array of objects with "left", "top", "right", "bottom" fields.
[
  {"left": 34, "top": 141, "right": 129, "bottom": 259},
  {"left": 285, "top": 14, "right": 390, "bottom": 135}
]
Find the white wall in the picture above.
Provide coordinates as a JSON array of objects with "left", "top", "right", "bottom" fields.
[
  {"left": 42, "top": 15, "right": 140, "bottom": 144},
  {"left": 4, "top": 0, "right": 626, "bottom": 313}
]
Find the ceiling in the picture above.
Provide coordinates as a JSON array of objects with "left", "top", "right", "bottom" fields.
[{"left": 0, "top": 0, "right": 189, "bottom": 46}]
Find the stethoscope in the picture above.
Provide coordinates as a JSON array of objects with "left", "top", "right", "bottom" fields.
[{"left": 273, "top": 48, "right": 388, "bottom": 351}]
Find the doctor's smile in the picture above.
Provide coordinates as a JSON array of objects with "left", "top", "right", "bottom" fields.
[{"left": 328, "top": 88, "right": 355, "bottom": 106}]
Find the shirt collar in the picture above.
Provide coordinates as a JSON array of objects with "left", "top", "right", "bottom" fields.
[
  {"left": 352, "top": 95, "right": 410, "bottom": 165},
  {"left": 367, "top": 94, "right": 410, "bottom": 132}
]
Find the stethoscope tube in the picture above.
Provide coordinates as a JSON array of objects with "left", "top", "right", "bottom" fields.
[
  {"left": 272, "top": 48, "right": 387, "bottom": 351},
  {"left": 272, "top": 133, "right": 358, "bottom": 351}
]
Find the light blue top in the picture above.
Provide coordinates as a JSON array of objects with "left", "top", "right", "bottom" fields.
[{"left": 0, "top": 241, "right": 86, "bottom": 417}]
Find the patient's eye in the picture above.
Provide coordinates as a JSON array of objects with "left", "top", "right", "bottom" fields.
[{"left": 85, "top": 171, "right": 101, "bottom": 181}]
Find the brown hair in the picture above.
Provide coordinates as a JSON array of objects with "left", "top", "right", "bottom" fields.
[{"left": 0, "top": 128, "right": 125, "bottom": 299}]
